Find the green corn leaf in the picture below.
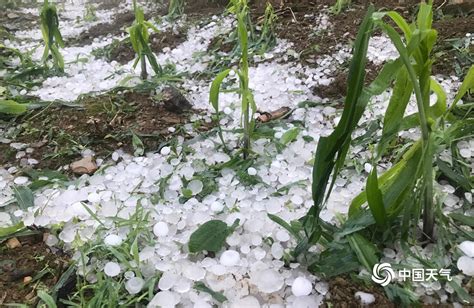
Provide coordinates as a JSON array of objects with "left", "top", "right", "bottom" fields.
[
  {"left": 0, "top": 99, "right": 27, "bottom": 115},
  {"left": 399, "top": 77, "right": 447, "bottom": 131},
  {"left": 347, "top": 233, "right": 379, "bottom": 272},
  {"left": 349, "top": 141, "right": 422, "bottom": 216},
  {"left": 209, "top": 69, "right": 232, "bottom": 111},
  {"left": 366, "top": 167, "right": 387, "bottom": 227},
  {"left": 429, "top": 77, "right": 447, "bottom": 118},
  {"left": 377, "top": 67, "right": 412, "bottom": 156},
  {"left": 386, "top": 11, "right": 412, "bottom": 40},
  {"left": 450, "top": 65, "right": 474, "bottom": 112},
  {"left": 307, "top": 6, "right": 374, "bottom": 237},
  {"left": 378, "top": 22, "right": 432, "bottom": 148},
  {"left": 309, "top": 244, "right": 360, "bottom": 278},
  {"left": 338, "top": 211, "right": 375, "bottom": 237}
]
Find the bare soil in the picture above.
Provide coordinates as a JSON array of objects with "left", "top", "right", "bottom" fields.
[
  {"left": 0, "top": 233, "right": 71, "bottom": 306},
  {"left": 322, "top": 276, "right": 395, "bottom": 307},
  {"left": 0, "top": 90, "right": 209, "bottom": 170},
  {"left": 272, "top": 0, "right": 473, "bottom": 99}
]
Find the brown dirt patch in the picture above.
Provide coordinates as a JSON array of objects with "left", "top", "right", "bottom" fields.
[
  {"left": 184, "top": 0, "right": 228, "bottom": 18},
  {"left": 0, "top": 90, "right": 209, "bottom": 170},
  {"left": 322, "top": 276, "right": 395, "bottom": 308},
  {"left": 313, "top": 62, "right": 382, "bottom": 100},
  {"left": 271, "top": 0, "right": 472, "bottom": 99},
  {"left": 68, "top": 11, "right": 136, "bottom": 46},
  {"left": 0, "top": 233, "right": 71, "bottom": 306}
]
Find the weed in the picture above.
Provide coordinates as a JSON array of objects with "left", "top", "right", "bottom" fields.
[
  {"left": 331, "top": 0, "right": 351, "bottom": 15},
  {"left": 167, "top": 0, "right": 185, "bottom": 20}
]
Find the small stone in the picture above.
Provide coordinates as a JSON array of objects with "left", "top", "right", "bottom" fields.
[
  {"left": 23, "top": 276, "right": 32, "bottom": 284},
  {"left": 161, "top": 87, "right": 192, "bottom": 113},
  {"left": 292, "top": 277, "right": 313, "bottom": 296},
  {"left": 6, "top": 237, "right": 21, "bottom": 249},
  {"left": 70, "top": 156, "right": 97, "bottom": 175}
]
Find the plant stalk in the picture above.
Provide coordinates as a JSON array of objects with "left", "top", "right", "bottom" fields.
[{"left": 140, "top": 54, "right": 147, "bottom": 80}]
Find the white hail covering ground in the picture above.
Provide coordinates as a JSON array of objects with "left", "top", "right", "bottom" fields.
[{"left": 0, "top": 2, "right": 473, "bottom": 307}]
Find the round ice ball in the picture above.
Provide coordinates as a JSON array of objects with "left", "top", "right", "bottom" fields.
[
  {"left": 220, "top": 250, "right": 240, "bottom": 266},
  {"left": 292, "top": 277, "right": 313, "bottom": 297},
  {"left": 104, "top": 234, "right": 122, "bottom": 246},
  {"left": 126, "top": 277, "right": 145, "bottom": 294},
  {"left": 104, "top": 261, "right": 121, "bottom": 277},
  {"left": 153, "top": 222, "right": 169, "bottom": 237}
]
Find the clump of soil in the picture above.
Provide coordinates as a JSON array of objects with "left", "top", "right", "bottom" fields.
[
  {"left": 322, "top": 276, "right": 395, "bottom": 307},
  {"left": 0, "top": 89, "right": 208, "bottom": 170},
  {"left": 0, "top": 233, "right": 71, "bottom": 306}
]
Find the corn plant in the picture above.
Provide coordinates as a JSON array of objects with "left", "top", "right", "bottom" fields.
[
  {"left": 209, "top": 0, "right": 256, "bottom": 158},
  {"left": 167, "top": 0, "right": 185, "bottom": 20},
  {"left": 269, "top": 3, "right": 473, "bottom": 295},
  {"left": 128, "top": 0, "right": 162, "bottom": 80},
  {"left": 40, "top": 0, "right": 64, "bottom": 72}
]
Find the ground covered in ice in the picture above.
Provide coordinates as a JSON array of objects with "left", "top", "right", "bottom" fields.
[{"left": 0, "top": 0, "right": 473, "bottom": 307}]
